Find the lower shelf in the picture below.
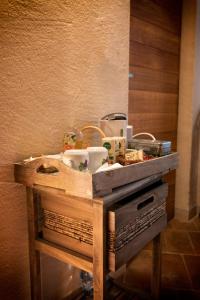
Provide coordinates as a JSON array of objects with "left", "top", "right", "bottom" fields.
[
  {"left": 62, "top": 278, "right": 152, "bottom": 300},
  {"left": 35, "top": 239, "right": 93, "bottom": 273}
]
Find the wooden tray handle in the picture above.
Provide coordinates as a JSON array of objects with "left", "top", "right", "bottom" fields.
[
  {"left": 23, "top": 157, "right": 65, "bottom": 174},
  {"left": 22, "top": 157, "right": 90, "bottom": 176},
  {"left": 36, "top": 164, "right": 59, "bottom": 174}
]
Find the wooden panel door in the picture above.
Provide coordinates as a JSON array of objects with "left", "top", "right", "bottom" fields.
[{"left": 129, "top": 0, "right": 182, "bottom": 219}]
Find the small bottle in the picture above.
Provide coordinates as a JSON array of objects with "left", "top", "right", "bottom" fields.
[
  {"left": 126, "top": 125, "right": 133, "bottom": 141},
  {"left": 63, "top": 128, "right": 83, "bottom": 151},
  {"left": 74, "top": 129, "right": 83, "bottom": 149}
]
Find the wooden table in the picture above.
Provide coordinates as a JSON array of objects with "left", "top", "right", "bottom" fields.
[{"left": 15, "top": 153, "right": 178, "bottom": 300}]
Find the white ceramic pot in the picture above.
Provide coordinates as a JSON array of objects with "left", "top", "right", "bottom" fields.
[
  {"left": 87, "top": 147, "right": 108, "bottom": 173},
  {"left": 63, "top": 149, "right": 89, "bottom": 171}
]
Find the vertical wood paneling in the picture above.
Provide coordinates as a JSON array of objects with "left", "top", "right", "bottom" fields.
[
  {"left": 130, "top": 41, "right": 180, "bottom": 73},
  {"left": 130, "top": 17, "right": 180, "bottom": 54},
  {"left": 129, "top": 0, "right": 182, "bottom": 219},
  {"left": 131, "top": 0, "right": 182, "bottom": 34}
]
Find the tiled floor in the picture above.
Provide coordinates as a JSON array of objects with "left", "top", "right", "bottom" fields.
[{"left": 121, "top": 217, "right": 200, "bottom": 299}]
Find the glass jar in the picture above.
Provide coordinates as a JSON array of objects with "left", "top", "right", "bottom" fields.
[{"left": 63, "top": 128, "right": 83, "bottom": 150}]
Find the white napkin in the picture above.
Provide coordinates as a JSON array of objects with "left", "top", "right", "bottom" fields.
[
  {"left": 45, "top": 154, "right": 63, "bottom": 160},
  {"left": 95, "top": 163, "right": 123, "bottom": 173}
]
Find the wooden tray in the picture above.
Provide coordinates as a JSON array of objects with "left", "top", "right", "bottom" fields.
[{"left": 14, "top": 153, "right": 178, "bottom": 199}]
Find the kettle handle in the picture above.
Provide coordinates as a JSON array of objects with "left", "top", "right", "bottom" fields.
[{"left": 101, "top": 113, "right": 127, "bottom": 120}]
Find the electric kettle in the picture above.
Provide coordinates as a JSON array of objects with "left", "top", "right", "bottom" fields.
[{"left": 99, "top": 113, "right": 128, "bottom": 138}]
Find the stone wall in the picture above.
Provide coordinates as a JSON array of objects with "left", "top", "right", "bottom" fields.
[{"left": 0, "top": 1, "right": 130, "bottom": 298}]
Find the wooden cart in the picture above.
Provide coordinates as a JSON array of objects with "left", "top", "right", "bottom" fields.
[{"left": 15, "top": 153, "right": 178, "bottom": 300}]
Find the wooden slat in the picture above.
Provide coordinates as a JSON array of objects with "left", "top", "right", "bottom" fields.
[
  {"left": 131, "top": 0, "right": 181, "bottom": 34},
  {"left": 151, "top": 233, "right": 162, "bottom": 300},
  {"left": 93, "top": 153, "right": 178, "bottom": 196},
  {"left": 129, "top": 0, "right": 181, "bottom": 220},
  {"left": 128, "top": 0, "right": 181, "bottom": 231},
  {"left": 129, "top": 68, "right": 179, "bottom": 94},
  {"left": 129, "top": 90, "right": 178, "bottom": 114},
  {"left": 129, "top": 66, "right": 179, "bottom": 93},
  {"left": 152, "top": 0, "right": 182, "bottom": 15},
  {"left": 163, "top": 170, "right": 176, "bottom": 185},
  {"left": 129, "top": 112, "right": 177, "bottom": 133},
  {"left": 38, "top": 187, "right": 94, "bottom": 223},
  {"left": 130, "top": 17, "right": 180, "bottom": 55},
  {"left": 35, "top": 239, "right": 93, "bottom": 273},
  {"left": 43, "top": 228, "right": 93, "bottom": 258},
  {"left": 93, "top": 199, "right": 106, "bottom": 300},
  {"left": 103, "top": 173, "right": 164, "bottom": 208},
  {"left": 27, "top": 187, "right": 42, "bottom": 300},
  {"left": 129, "top": 41, "right": 179, "bottom": 73},
  {"left": 166, "top": 184, "right": 175, "bottom": 220}
]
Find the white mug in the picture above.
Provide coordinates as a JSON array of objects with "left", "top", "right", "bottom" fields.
[
  {"left": 87, "top": 147, "right": 108, "bottom": 173},
  {"left": 62, "top": 149, "right": 89, "bottom": 171}
]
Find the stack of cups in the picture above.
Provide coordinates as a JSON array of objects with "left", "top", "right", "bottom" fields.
[{"left": 62, "top": 147, "right": 108, "bottom": 173}]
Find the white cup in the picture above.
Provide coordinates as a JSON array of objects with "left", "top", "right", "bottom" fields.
[
  {"left": 62, "top": 149, "right": 89, "bottom": 171},
  {"left": 87, "top": 147, "right": 108, "bottom": 173}
]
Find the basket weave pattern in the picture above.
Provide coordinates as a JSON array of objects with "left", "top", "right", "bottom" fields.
[{"left": 43, "top": 209, "right": 93, "bottom": 245}]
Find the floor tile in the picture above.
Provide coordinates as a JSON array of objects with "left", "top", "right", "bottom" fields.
[
  {"left": 183, "top": 255, "right": 200, "bottom": 290},
  {"left": 169, "top": 219, "right": 198, "bottom": 231},
  {"left": 162, "top": 253, "right": 192, "bottom": 289},
  {"left": 125, "top": 250, "right": 152, "bottom": 291},
  {"left": 160, "top": 288, "right": 200, "bottom": 300},
  {"left": 189, "top": 232, "right": 200, "bottom": 254},
  {"left": 143, "top": 234, "right": 167, "bottom": 251},
  {"left": 108, "top": 280, "right": 152, "bottom": 300},
  {"left": 193, "top": 217, "right": 200, "bottom": 231},
  {"left": 163, "top": 230, "right": 194, "bottom": 254},
  {"left": 116, "top": 221, "right": 200, "bottom": 299}
]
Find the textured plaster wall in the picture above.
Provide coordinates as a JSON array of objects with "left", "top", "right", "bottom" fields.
[
  {"left": 175, "top": 0, "right": 200, "bottom": 219},
  {"left": 0, "top": 0, "right": 129, "bottom": 299},
  {"left": 175, "top": 0, "right": 196, "bottom": 218},
  {"left": 193, "top": 0, "right": 200, "bottom": 209}
]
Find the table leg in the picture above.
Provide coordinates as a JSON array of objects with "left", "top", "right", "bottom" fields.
[
  {"left": 93, "top": 199, "right": 106, "bottom": 300},
  {"left": 26, "top": 187, "right": 42, "bottom": 300},
  {"left": 151, "top": 233, "right": 162, "bottom": 300}
]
